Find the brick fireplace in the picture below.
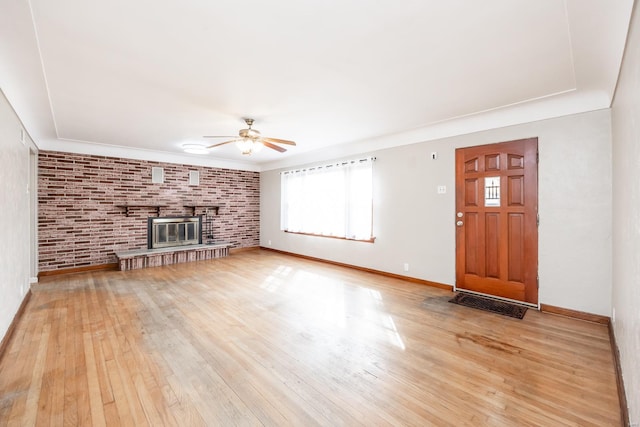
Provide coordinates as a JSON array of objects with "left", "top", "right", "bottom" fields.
[{"left": 38, "top": 151, "right": 259, "bottom": 273}]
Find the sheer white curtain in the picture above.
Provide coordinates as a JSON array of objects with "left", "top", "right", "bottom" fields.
[{"left": 281, "top": 158, "right": 373, "bottom": 240}]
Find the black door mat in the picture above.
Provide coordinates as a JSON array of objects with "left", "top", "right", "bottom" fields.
[{"left": 449, "top": 293, "right": 528, "bottom": 319}]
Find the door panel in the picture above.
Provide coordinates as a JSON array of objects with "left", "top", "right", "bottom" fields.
[
  {"left": 508, "top": 176, "right": 524, "bottom": 206},
  {"left": 485, "top": 212, "right": 500, "bottom": 279},
  {"left": 465, "top": 179, "right": 479, "bottom": 205},
  {"left": 465, "top": 157, "right": 479, "bottom": 172},
  {"left": 455, "top": 138, "right": 538, "bottom": 304},
  {"left": 508, "top": 154, "right": 524, "bottom": 169},
  {"left": 485, "top": 154, "right": 500, "bottom": 171},
  {"left": 465, "top": 212, "right": 480, "bottom": 275},
  {"left": 507, "top": 213, "right": 524, "bottom": 282}
]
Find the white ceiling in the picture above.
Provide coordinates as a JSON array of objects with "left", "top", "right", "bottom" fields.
[{"left": 0, "top": 0, "right": 634, "bottom": 171}]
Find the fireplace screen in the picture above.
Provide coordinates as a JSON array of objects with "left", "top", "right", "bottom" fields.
[{"left": 148, "top": 216, "right": 202, "bottom": 249}]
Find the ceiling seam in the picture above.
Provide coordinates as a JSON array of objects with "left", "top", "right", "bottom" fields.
[
  {"left": 27, "top": 0, "right": 60, "bottom": 140},
  {"left": 610, "top": 0, "right": 639, "bottom": 107},
  {"left": 562, "top": 0, "right": 578, "bottom": 91}
]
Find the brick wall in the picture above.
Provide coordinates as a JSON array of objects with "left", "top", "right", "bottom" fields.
[{"left": 38, "top": 151, "right": 260, "bottom": 272}]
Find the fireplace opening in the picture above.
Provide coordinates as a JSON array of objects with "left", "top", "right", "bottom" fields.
[{"left": 148, "top": 216, "right": 202, "bottom": 249}]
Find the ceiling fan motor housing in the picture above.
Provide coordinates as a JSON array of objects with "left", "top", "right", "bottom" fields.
[{"left": 239, "top": 128, "right": 261, "bottom": 139}]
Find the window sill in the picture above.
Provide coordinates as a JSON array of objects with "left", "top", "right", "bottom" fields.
[{"left": 283, "top": 230, "right": 375, "bottom": 243}]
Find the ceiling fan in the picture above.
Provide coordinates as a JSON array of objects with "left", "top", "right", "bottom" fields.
[{"left": 204, "top": 118, "right": 296, "bottom": 155}]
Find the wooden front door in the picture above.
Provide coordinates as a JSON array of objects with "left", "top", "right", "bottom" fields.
[{"left": 455, "top": 138, "right": 538, "bottom": 304}]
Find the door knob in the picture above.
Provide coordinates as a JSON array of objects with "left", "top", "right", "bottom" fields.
[{"left": 456, "top": 220, "right": 463, "bottom": 227}]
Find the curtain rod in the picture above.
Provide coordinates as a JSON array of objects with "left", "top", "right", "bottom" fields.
[{"left": 281, "top": 156, "right": 376, "bottom": 175}]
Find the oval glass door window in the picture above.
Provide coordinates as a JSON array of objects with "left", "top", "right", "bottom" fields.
[{"left": 485, "top": 176, "right": 500, "bottom": 207}]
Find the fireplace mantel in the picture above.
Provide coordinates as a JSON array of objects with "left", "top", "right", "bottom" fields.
[
  {"left": 183, "top": 204, "right": 221, "bottom": 216},
  {"left": 116, "top": 204, "right": 167, "bottom": 217},
  {"left": 115, "top": 204, "right": 222, "bottom": 217}
]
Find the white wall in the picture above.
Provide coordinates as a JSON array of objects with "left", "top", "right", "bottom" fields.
[
  {"left": 261, "top": 109, "right": 613, "bottom": 316},
  {"left": 0, "top": 89, "right": 36, "bottom": 342},
  {"left": 611, "top": 1, "right": 640, "bottom": 423}
]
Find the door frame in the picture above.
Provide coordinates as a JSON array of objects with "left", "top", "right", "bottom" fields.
[{"left": 454, "top": 138, "right": 539, "bottom": 306}]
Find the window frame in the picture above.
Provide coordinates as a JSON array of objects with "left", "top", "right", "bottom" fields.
[{"left": 280, "top": 157, "right": 375, "bottom": 243}]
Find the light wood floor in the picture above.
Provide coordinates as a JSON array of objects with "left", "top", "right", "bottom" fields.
[{"left": 0, "top": 250, "right": 621, "bottom": 426}]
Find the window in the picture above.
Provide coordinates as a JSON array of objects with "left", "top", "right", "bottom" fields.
[
  {"left": 281, "top": 157, "right": 374, "bottom": 241},
  {"left": 484, "top": 176, "right": 500, "bottom": 207}
]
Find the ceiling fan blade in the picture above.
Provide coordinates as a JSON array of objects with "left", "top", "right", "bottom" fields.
[
  {"left": 262, "top": 137, "right": 296, "bottom": 146},
  {"left": 262, "top": 141, "right": 287, "bottom": 153},
  {"left": 203, "top": 135, "right": 236, "bottom": 138},
  {"left": 206, "top": 139, "right": 240, "bottom": 149}
]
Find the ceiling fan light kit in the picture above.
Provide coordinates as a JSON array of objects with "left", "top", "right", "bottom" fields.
[
  {"left": 236, "top": 138, "right": 264, "bottom": 155},
  {"left": 204, "top": 118, "right": 296, "bottom": 156},
  {"left": 182, "top": 143, "right": 209, "bottom": 154}
]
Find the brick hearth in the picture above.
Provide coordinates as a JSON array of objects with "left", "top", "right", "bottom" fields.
[{"left": 116, "top": 243, "right": 231, "bottom": 271}]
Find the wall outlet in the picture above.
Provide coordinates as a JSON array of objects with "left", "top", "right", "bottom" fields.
[
  {"left": 268, "top": 240, "right": 272, "bottom": 246},
  {"left": 403, "top": 263, "right": 409, "bottom": 272},
  {"left": 431, "top": 152, "right": 437, "bottom": 160},
  {"left": 612, "top": 307, "right": 616, "bottom": 323},
  {"left": 437, "top": 185, "right": 446, "bottom": 194}
]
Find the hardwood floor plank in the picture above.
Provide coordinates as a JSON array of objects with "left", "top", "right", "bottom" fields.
[
  {"left": 63, "top": 292, "right": 82, "bottom": 427},
  {"left": 104, "top": 359, "right": 136, "bottom": 426},
  {"left": 82, "top": 331, "right": 106, "bottom": 427},
  {"left": 163, "top": 374, "right": 207, "bottom": 426},
  {"left": 83, "top": 287, "right": 115, "bottom": 408},
  {"left": 2, "top": 305, "right": 47, "bottom": 425},
  {"left": 71, "top": 312, "right": 90, "bottom": 426},
  {"left": 21, "top": 323, "right": 50, "bottom": 426},
  {"left": 46, "top": 305, "right": 66, "bottom": 426},
  {"left": 101, "top": 401, "right": 118, "bottom": 426},
  {"left": 0, "top": 250, "right": 622, "bottom": 425}
]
